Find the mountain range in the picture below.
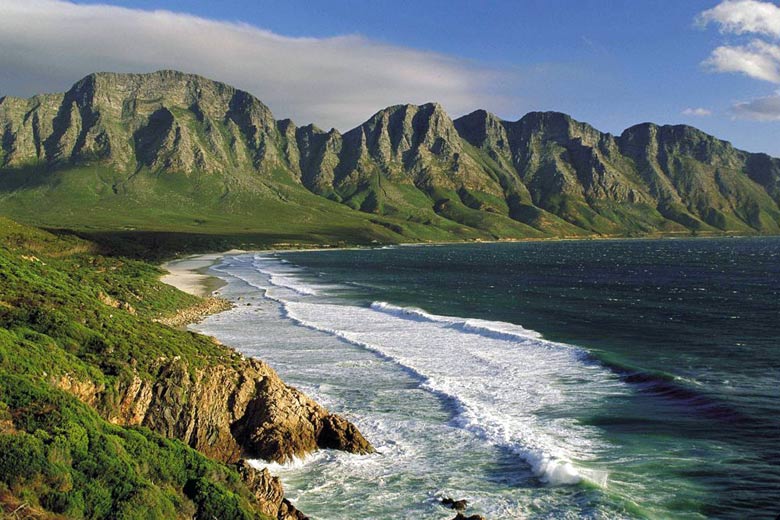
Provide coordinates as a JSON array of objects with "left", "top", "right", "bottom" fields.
[{"left": 2, "top": 70, "right": 779, "bottom": 245}]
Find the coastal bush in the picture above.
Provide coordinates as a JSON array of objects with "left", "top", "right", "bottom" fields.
[
  {"left": 0, "top": 433, "right": 47, "bottom": 485},
  {"left": 0, "top": 369, "right": 267, "bottom": 518},
  {"left": 185, "top": 478, "right": 254, "bottom": 520},
  {"left": 0, "top": 219, "right": 271, "bottom": 519}
]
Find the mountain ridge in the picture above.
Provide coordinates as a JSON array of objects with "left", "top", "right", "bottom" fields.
[{"left": 2, "top": 70, "right": 779, "bottom": 243}]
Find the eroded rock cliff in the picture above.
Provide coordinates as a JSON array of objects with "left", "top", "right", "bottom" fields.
[
  {"left": 52, "top": 352, "right": 373, "bottom": 517},
  {"left": 102, "top": 354, "right": 373, "bottom": 464}
]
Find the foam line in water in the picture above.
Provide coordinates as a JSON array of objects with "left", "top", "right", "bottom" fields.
[
  {"left": 279, "top": 300, "right": 610, "bottom": 487},
  {"left": 371, "top": 301, "right": 545, "bottom": 341},
  {"left": 248, "top": 255, "right": 323, "bottom": 296},
  {"left": 217, "top": 254, "right": 616, "bottom": 488}
]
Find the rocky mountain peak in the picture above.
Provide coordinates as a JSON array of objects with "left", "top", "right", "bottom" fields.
[
  {"left": 0, "top": 70, "right": 285, "bottom": 173},
  {"left": 515, "top": 111, "right": 606, "bottom": 147},
  {"left": 345, "top": 101, "right": 462, "bottom": 166},
  {"left": 454, "top": 109, "right": 510, "bottom": 152},
  {"left": 618, "top": 122, "right": 739, "bottom": 167}
]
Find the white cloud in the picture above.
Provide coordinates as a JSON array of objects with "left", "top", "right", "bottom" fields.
[
  {"left": 0, "top": 0, "right": 522, "bottom": 130},
  {"left": 732, "top": 90, "right": 780, "bottom": 119},
  {"left": 698, "top": 1, "right": 780, "bottom": 84},
  {"left": 682, "top": 107, "right": 713, "bottom": 116},
  {"left": 697, "top": 0, "right": 780, "bottom": 38},
  {"left": 704, "top": 39, "right": 780, "bottom": 83},
  {"left": 697, "top": 0, "right": 780, "bottom": 121}
]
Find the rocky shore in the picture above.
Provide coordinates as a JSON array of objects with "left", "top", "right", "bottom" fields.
[
  {"left": 154, "top": 296, "right": 234, "bottom": 327},
  {"left": 52, "top": 339, "right": 373, "bottom": 519},
  {"left": 0, "top": 219, "right": 378, "bottom": 519},
  {"left": 103, "top": 353, "right": 374, "bottom": 464},
  {"left": 51, "top": 256, "right": 374, "bottom": 518},
  {"left": 143, "top": 256, "right": 374, "bottom": 517}
]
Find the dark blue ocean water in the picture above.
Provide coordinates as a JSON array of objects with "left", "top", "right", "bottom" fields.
[{"left": 271, "top": 238, "right": 780, "bottom": 518}]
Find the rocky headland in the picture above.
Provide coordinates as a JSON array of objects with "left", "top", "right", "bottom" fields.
[{"left": 0, "top": 219, "right": 374, "bottom": 519}]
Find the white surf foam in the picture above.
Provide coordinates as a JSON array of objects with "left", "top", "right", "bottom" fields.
[
  {"left": 282, "top": 299, "right": 612, "bottom": 487},
  {"left": 246, "top": 255, "right": 327, "bottom": 296},
  {"left": 219, "top": 254, "right": 617, "bottom": 487},
  {"left": 370, "top": 301, "right": 545, "bottom": 342}
]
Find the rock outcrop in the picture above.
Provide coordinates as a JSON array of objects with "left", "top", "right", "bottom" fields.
[
  {"left": 235, "top": 461, "right": 310, "bottom": 520},
  {"left": 153, "top": 297, "right": 233, "bottom": 328},
  {"left": 452, "top": 514, "right": 487, "bottom": 520},
  {"left": 105, "top": 354, "right": 373, "bottom": 464},
  {"left": 441, "top": 497, "right": 468, "bottom": 511},
  {"left": 53, "top": 350, "right": 373, "bottom": 518}
]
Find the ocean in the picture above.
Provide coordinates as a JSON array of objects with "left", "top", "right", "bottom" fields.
[{"left": 192, "top": 238, "right": 780, "bottom": 519}]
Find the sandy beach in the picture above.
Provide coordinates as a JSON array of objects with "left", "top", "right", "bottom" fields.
[
  {"left": 161, "top": 251, "right": 243, "bottom": 296},
  {"left": 158, "top": 252, "right": 246, "bottom": 327}
]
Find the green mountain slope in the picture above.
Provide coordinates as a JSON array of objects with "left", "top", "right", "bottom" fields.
[{"left": 2, "top": 70, "right": 779, "bottom": 243}]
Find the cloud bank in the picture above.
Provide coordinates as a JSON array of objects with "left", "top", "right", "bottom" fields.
[
  {"left": 732, "top": 90, "right": 780, "bottom": 119},
  {"left": 703, "top": 39, "right": 780, "bottom": 83},
  {"left": 0, "top": 0, "right": 519, "bottom": 130},
  {"left": 698, "top": 0, "right": 780, "bottom": 120}
]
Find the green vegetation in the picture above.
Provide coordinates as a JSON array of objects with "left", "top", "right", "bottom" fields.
[
  {"left": 0, "top": 375, "right": 265, "bottom": 520},
  {"left": 0, "top": 162, "right": 499, "bottom": 259},
  {"left": 0, "top": 218, "right": 270, "bottom": 519}
]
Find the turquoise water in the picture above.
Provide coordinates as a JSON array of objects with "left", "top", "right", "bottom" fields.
[{"left": 196, "top": 238, "right": 780, "bottom": 519}]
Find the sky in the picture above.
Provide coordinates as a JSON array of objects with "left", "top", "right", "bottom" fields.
[{"left": 1, "top": 0, "right": 779, "bottom": 156}]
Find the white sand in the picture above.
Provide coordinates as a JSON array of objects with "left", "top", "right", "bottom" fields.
[
  {"left": 160, "top": 250, "right": 243, "bottom": 297},
  {"left": 160, "top": 246, "right": 362, "bottom": 297}
]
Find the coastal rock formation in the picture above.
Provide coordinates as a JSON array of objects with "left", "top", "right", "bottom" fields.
[
  {"left": 452, "top": 514, "right": 487, "bottom": 520},
  {"left": 51, "top": 347, "right": 372, "bottom": 518},
  {"left": 104, "top": 355, "right": 373, "bottom": 464},
  {"left": 153, "top": 296, "right": 233, "bottom": 328},
  {"left": 2, "top": 70, "right": 780, "bottom": 240},
  {"left": 235, "top": 460, "right": 292, "bottom": 518},
  {"left": 234, "top": 460, "right": 310, "bottom": 519},
  {"left": 0, "top": 219, "right": 373, "bottom": 519},
  {"left": 442, "top": 497, "right": 468, "bottom": 511}
]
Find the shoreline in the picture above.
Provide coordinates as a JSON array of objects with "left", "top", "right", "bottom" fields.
[
  {"left": 250, "top": 229, "right": 777, "bottom": 256},
  {"left": 156, "top": 238, "right": 778, "bottom": 518},
  {"left": 159, "top": 252, "right": 245, "bottom": 326},
  {"left": 161, "top": 250, "right": 243, "bottom": 297},
  {"left": 160, "top": 232, "right": 776, "bottom": 295}
]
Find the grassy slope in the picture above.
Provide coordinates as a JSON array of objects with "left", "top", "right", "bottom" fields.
[
  {"left": 0, "top": 163, "right": 511, "bottom": 258},
  {"left": 4, "top": 156, "right": 758, "bottom": 256},
  {"left": 0, "top": 218, "right": 271, "bottom": 519}
]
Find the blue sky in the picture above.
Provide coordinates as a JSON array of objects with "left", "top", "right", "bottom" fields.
[{"left": 1, "top": 0, "right": 779, "bottom": 155}]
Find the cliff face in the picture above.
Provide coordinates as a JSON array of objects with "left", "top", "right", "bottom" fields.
[
  {"left": 0, "top": 71, "right": 281, "bottom": 176},
  {"left": 51, "top": 350, "right": 372, "bottom": 519},
  {"left": 455, "top": 110, "right": 780, "bottom": 234},
  {"left": 103, "top": 355, "right": 372, "bottom": 464},
  {"left": 235, "top": 460, "right": 308, "bottom": 520},
  {"left": 2, "top": 70, "right": 780, "bottom": 240}
]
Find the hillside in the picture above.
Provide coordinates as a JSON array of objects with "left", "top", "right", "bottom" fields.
[
  {"left": 0, "top": 217, "right": 371, "bottom": 518},
  {"left": 1, "top": 70, "right": 779, "bottom": 245}
]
